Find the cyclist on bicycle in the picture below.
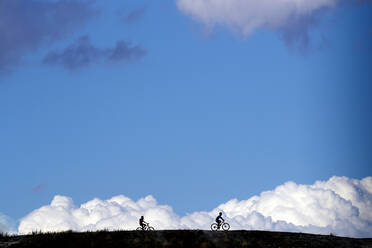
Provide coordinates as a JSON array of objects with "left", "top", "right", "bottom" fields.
[
  {"left": 216, "top": 212, "right": 224, "bottom": 229},
  {"left": 139, "top": 216, "right": 148, "bottom": 230}
]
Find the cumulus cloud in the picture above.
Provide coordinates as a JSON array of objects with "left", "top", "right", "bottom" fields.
[
  {"left": 43, "top": 36, "right": 147, "bottom": 70},
  {"left": 176, "top": 0, "right": 340, "bottom": 51},
  {"left": 0, "top": 0, "right": 97, "bottom": 74},
  {"left": 18, "top": 176, "right": 372, "bottom": 238},
  {"left": 18, "top": 195, "right": 179, "bottom": 233}
]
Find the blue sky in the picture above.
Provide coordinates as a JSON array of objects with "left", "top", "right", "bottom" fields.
[{"left": 0, "top": 0, "right": 371, "bottom": 232}]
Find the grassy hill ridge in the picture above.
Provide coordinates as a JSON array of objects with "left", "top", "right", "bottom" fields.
[{"left": 1, "top": 230, "right": 371, "bottom": 248}]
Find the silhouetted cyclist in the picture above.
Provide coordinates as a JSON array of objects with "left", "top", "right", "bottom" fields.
[
  {"left": 216, "top": 212, "right": 224, "bottom": 229},
  {"left": 139, "top": 216, "right": 148, "bottom": 230}
]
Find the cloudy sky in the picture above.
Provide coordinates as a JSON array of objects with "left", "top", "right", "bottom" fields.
[{"left": 1, "top": 0, "right": 371, "bottom": 237}]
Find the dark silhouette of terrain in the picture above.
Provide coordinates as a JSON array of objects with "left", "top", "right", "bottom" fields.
[{"left": 1, "top": 230, "right": 371, "bottom": 248}]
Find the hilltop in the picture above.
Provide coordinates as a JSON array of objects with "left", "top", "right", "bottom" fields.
[{"left": 1, "top": 230, "right": 371, "bottom": 248}]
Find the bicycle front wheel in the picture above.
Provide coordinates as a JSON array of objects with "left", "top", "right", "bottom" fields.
[
  {"left": 211, "top": 223, "right": 218, "bottom": 231},
  {"left": 222, "top": 223, "right": 230, "bottom": 231},
  {"left": 148, "top": 226, "right": 155, "bottom": 231}
]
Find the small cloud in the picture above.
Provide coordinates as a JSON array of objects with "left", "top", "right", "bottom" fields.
[
  {"left": 108, "top": 40, "right": 147, "bottom": 62},
  {"left": 43, "top": 36, "right": 102, "bottom": 70},
  {"left": 118, "top": 7, "right": 147, "bottom": 24},
  {"left": 43, "top": 36, "right": 147, "bottom": 70}
]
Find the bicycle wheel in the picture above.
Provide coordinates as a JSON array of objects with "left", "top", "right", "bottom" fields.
[
  {"left": 136, "top": 227, "right": 142, "bottom": 231},
  {"left": 148, "top": 226, "right": 155, "bottom": 231},
  {"left": 211, "top": 223, "right": 218, "bottom": 231},
  {"left": 222, "top": 223, "right": 230, "bottom": 231}
]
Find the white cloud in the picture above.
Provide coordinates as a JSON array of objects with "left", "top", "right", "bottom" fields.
[
  {"left": 18, "top": 176, "right": 372, "bottom": 238},
  {"left": 176, "top": 0, "right": 337, "bottom": 36}
]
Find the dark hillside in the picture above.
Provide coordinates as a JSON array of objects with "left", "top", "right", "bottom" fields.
[{"left": 1, "top": 230, "right": 371, "bottom": 248}]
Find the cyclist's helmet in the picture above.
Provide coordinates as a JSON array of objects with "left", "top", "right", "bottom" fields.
[{"left": 219, "top": 212, "right": 222, "bottom": 215}]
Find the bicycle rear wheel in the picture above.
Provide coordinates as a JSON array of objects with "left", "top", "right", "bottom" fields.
[
  {"left": 222, "top": 223, "right": 230, "bottom": 231},
  {"left": 136, "top": 227, "right": 142, "bottom": 231},
  {"left": 211, "top": 223, "right": 218, "bottom": 231}
]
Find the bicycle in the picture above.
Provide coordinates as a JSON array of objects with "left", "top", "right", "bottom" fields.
[
  {"left": 211, "top": 220, "right": 230, "bottom": 231},
  {"left": 136, "top": 223, "right": 155, "bottom": 231}
]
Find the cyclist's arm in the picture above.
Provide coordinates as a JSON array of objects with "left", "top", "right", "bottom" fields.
[{"left": 221, "top": 217, "right": 225, "bottom": 222}]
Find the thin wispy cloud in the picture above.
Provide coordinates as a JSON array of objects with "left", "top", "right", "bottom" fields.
[
  {"left": 277, "top": 8, "right": 330, "bottom": 53},
  {"left": 0, "top": 213, "right": 15, "bottom": 234},
  {"left": 43, "top": 36, "right": 147, "bottom": 70},
  {"left": 118, "top": 7, "right": 147, "bottom": 24},
  {"left": 19, "top": 176, "right": 372, "bottom": 238},
  {"left": 0, "top": 0, "right": 98, "bottom": 74}
]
